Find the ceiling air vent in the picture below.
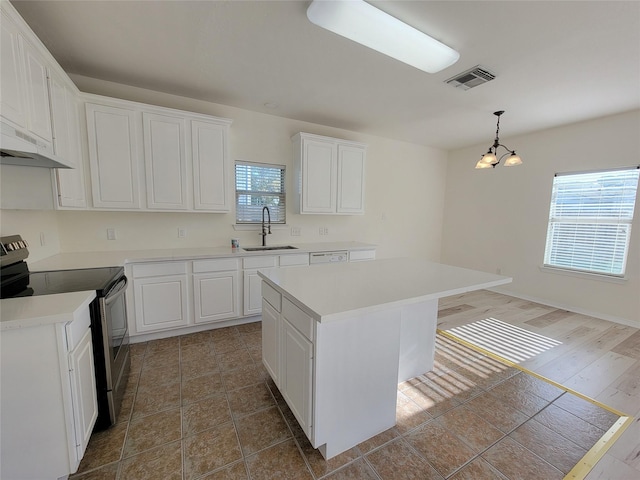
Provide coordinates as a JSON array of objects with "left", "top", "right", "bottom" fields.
[{"left": 445, "top": 66, "right": 496, "bottom": 90}]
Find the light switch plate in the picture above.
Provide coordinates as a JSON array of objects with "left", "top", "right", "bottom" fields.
[{"left": 107, "top": 228, "right": 116, "bottom": 240}]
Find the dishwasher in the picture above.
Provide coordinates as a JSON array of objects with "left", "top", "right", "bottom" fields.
[{"left": 309, "top": 251, "right": 348, "bottom": 264}]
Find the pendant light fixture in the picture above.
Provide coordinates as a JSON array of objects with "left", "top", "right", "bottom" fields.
[
  {"left": 475, "top": 111, "right": 523, "bottom": 169},
  {"left": 306, "top": 0, "right": 460, "bottom": 74}
]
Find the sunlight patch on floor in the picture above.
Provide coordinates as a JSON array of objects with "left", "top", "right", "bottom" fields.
[{"left": 444, "top": 317, "right": 562, "bottom": 363}]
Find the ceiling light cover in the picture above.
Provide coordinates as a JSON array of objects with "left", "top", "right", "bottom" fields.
[{"left": 307, "top": 0, "right": 460, "bottom": 74}]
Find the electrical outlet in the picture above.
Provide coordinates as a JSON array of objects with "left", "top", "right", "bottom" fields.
[
  {"left": 178, "top": 227, "right": 186, "bottom": 238},
  {"left": 291, "top": 227, "right": 301, "bottom": 236},
  {"left": 324, "top": 227, "right": 329, "bottom": 235},
  {"left": 107, "top": 228, "right": 117, "bottom": 240}
]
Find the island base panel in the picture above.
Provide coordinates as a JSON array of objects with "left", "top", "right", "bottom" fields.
[
  {"left": 314, "top": 308, "right": 402, "bottom": 459},
  {"left": 398, "top": 299, "right": 438, "bottom": 382}
]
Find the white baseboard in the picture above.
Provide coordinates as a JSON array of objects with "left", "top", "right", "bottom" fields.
[
  {"left": 489, "top": 286, "right": 638, "bottom": 329},
  {"left": 130, "top": 315, "right": 261, "bottom": 343}
]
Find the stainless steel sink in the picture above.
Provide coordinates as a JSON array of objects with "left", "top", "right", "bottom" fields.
[{"left": 243, "top": 245, "right": 299, "bottom": 252}]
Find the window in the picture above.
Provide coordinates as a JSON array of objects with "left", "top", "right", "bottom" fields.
[
  {"left": 543, "top": 166, "right": 639, "bottom": 277},
  {"left": 235, "top": 161, "right": 286, "bottom": 224}
]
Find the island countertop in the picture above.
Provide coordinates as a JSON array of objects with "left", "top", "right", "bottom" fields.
[{"left": 258, "top": 257, "right": 512, "bottom": 322}]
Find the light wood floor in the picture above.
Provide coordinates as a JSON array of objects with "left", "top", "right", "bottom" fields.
[{"left": 437, "top": 290, "right": 640, "bottom": 480}]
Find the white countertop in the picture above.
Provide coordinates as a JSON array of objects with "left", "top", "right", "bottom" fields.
[
  {"left": 259, "top": 258, "right": 512, "bottom": 322},
  {"left": 28, "top": 241, "right": 376, "bottom": 271},
  {"left": 0, "top": 291, "right": 96, "bottom": 331},
  {"left": 1, "top": 242, "right": 375, "bottom": 329}
]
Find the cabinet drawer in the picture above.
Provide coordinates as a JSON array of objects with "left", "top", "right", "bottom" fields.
[
  {"left": 282, "top": 298, "right": 314, "bottom": 341},
  {"left": 243, "top": 256, "right": 277, "bottom": 269},
  {"left": 262, "top": 281, "right": 281, "bottom": 312},
  {"left": 65, "top": 305, "right": 91, "bottom": 351},
  {"left": 349, "top": 249, "right": 376, "bottom": 262},
  {"left": 132, "top": 262, "right": 187, "bottom": 278},
  {"left": 279, "top": 254, "right": 310, "bottom": 267},
  {"left": 193, "top": 258, "right": 239, "bottom": 273}
]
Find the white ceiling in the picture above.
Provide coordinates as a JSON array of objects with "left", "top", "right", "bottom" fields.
[{"left": 11, "top": 0, "right": 640, "bottom": 150}]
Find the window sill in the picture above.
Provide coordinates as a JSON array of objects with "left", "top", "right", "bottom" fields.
[
  {"left": 233, "top": 224, "right": 289, "bottom": 231},
  {"left": 539, "top": 265, "right": 628, "bottom": 284}
]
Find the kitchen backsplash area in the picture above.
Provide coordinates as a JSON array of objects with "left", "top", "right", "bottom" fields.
[{"left": 0, "top": 209, "right": 60, "bottom": 263}]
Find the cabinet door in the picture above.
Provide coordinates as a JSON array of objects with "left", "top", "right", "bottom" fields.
[
  {"left": 281, "top": 319, "right": 313, "bottom": 437},
  {"left": 0, "top": 13, "right": 27, "bottom": 128},
  {"left": 143, "top": 112, "right": 188, "bottom": 210},
  {"left": 261, "top": 299, "right": 280, "bottom": 385},
  {"left": 193, "top": 271, "right": 239, "bottom": 323},
  {"left": 191, "top": 120, "right": 229, "bottom": 211},
  {"left": 68, "top": 327, "right": 98, "bottom": 465},
  {"left": 243, "top": 269, "right": 263, "bottom": 316},
  {"left": 50, "top": 72, "right": 87, "bottom": 208},
  {"left": 22, "top": 38, "right": 52, "bottom": 142},
  {"left": 337, "top": 145, "right": 365, "bottom": 214},
  {"left": 86, "top": 103, "right": 141, "bottom": 209},
  {"left": 301, "top": 138, "right": 337, "bottom": 213},
  {"left": 134, "top": 275, "right": 189, "bottom": 332}
]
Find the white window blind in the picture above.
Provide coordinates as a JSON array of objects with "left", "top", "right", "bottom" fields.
[
  {"left": 543, "top": 167, "right": 639, "bottom": 277},
  {"left": 235, "top": 161, "right": 286, "bottom": 224}
]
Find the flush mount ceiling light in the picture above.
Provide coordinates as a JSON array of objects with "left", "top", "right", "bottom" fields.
[
  {"left": 306, "top": 0, "right": 460, "bottom": 74},
  {"left": 475, "top": 111, "right": 523, "bottom": 169}
]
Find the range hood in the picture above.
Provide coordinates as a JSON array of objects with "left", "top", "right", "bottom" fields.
[{"left": 0, "top": 122, "right": 73, "bottom": 169}]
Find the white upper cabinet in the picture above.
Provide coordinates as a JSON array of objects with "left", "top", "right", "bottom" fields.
[
  {"left": 191, "top": 120, "right": 230, "bottom": 212},
  {"left": 22, "top": 38, "right": 53, "bottom": 142},
  {"left": 1, "top": 3, "right": 54, "bottom": 145},
  {"left": 0, "top": 11, "right": 27, "bottom": 129},
  {"left": 143, "top": 112, "right": 188, "bottom": 210},
  {"left": 50, "top": 70, "right": 87, "bottom": 208},
  {"left": 337, "top": 144, "right": 366, "bottom": 214},
  {"left": 293, "top": 132, "right": 366, "bottom": 215},
  {"left": 86, "top": 103, "right": 141, "bottom": 209},
  {"left": 84, "top": 96, "right": 232, "bottom": 212},
  {"left": 301, "top": 138, "right": 337, "bottom": 213}
]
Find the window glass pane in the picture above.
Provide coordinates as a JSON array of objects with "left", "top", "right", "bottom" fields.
[
  {"left": 235, "top": 162, "right": 286, "bottom": 224},
  {"left": 544, "top": 167, "right": 639, "bottom": 276}
]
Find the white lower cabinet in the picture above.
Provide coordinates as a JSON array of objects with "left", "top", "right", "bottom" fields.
[
  {"left": 132, "top": 262, "right": 189, "bottom": 333},
  {"left": 69, "top": 327, "right": 99, "bottom": 457},
  {"left": 127, "top": 249, "right": 372, "bottom": 338},
  {"left": 281, "top": 315, "right": 314, "bottom": 437},
  {"left": 193, "top": 258, "right": 240, "bottom": 323},
  {"left": 243, "top": 270, "right": 264, "bottom": 316},
  {"left": 348, "top": 249, "right": 376, "bottom": 262},
  {"left": 0, "top": 302, "right": 98, "bottom": 479},
  {"left": 243, "top": 254, "right": 310, "bottom": 316},
  {"left": 262, "top": 288, "right": 314, "bottom": 439},
  {"left": 242, "top": 256, "right": 277, "bottom": 316},
  {"left": 261, "top": 298, "right": 280, "bottom": 384}
]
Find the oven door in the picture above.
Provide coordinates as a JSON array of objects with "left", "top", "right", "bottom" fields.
[{"left": 100, "top": 275, "right": 130, "bottom": 424}]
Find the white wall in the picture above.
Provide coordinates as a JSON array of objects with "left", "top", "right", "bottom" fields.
[
  {"left": 442, "top": 110, "right": 640, "bottom": 326},
  {"left": 0, "top": 75, "right": 448, "bottom": 262},
  {"left": 0, "top": 209, "right": 60, "bottom": 262}
]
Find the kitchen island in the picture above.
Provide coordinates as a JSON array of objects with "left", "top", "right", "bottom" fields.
[{"left": 258, "top": 258, "right": 511, "bottom": 459}]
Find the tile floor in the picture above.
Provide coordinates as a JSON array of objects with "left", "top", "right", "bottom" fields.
[{"left": 70, "top": 293, "right": 628, "bottom": 480}]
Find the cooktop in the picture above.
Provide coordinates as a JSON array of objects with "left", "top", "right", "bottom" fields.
[{"left": 1, "top": 234, "right": 124, "bottom": 299}]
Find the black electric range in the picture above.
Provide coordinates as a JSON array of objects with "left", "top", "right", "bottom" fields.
[
  {"left": 1, "top": 235, "right": 130, "bottom": 431},
  {"left": 1, "top": 261, "right": 124, "bottom": 299}
]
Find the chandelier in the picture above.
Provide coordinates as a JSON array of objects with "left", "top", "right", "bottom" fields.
[{"left": 475, "top": 111, "right": 523, "bottom": 169}]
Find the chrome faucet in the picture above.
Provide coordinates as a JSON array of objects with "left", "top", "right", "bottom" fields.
[{"left": 260, "top": 206, "right": 271, "bottom": 246}]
